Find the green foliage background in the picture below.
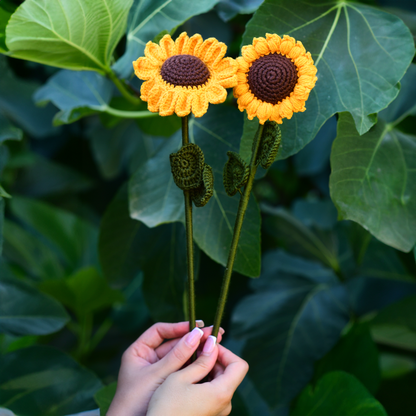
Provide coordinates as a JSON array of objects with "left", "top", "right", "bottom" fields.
[{"left": 0, "top": 0, "right": 415, "bottom": 415}]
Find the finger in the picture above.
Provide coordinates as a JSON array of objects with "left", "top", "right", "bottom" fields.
[
  {"left": 153, "top": 327, "right": 204, "bottom": 376},
  {"left": 178, "top": 336, "right": 219, "bottom": 383},
  {"left": 132, "top": 321, "right": 204, "bottom": 351},
  {"left": 210, "top": 344, "right": 249, "bottom": 391},
  {"left": 210, "top": 361, "right": 225, "bottom": 380},
  {"left": 155, "top": 326, "right": 224, "bottom": 359}
]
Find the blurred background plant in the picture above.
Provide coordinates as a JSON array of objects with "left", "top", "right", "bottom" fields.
[{"left": 0, "top": 0, "right": 415, "bottom": 415}]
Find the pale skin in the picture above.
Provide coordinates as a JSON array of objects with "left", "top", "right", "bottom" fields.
[{"left": 107, "top": 321, "right": 249, "bottom": 416}]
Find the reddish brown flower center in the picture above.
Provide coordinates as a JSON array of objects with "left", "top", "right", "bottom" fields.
[
  {"left": 161, "top": 55, "right": 210, "bottom": 87},
  {"left": 248, "top": 53, "right": 298, "bottom": 104}
]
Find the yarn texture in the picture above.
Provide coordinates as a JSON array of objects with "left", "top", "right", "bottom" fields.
[
  {"left": 133, "top": 32, "right": 238, "bottom": 118},
  {"left": 191, "top": 163, "right": 214, "bottom": 207},
  {"left": 223, "top": 151, "right": 249, "bottom": 196},
  {"left": 233, "top": 34, "right": 317, "bottom": 124}
]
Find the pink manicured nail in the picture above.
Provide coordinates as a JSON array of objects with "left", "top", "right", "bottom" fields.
[
  {"left": 186, "top": 327, "right": 204, "bottom": 347},
  {"left": 208, "top": 325, "right": 225, "bottom": 335},
  {"left": 202, "top": 335, "right": 217, "bottom": 356}
]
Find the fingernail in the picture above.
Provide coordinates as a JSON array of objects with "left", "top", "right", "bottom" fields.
[
  {"left": 185, "top": 327, "right": 204, "bottom": 347},
  {"left": 196, "top": 320, "right": 205, "bottom": 328},
  {"left": 202, "top": 336, "right": 217, "bottom": 356},
  {"left": 208, "top": 325, "right": 225, "bottom": 335}
]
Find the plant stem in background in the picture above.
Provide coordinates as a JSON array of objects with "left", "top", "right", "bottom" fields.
[
  {"left": 107, "top": 70, "right": 142, "bottom": 106},
  {"left": 182, "top": 116, "right": 196, "bottom": 338},
  {"left": 212, "top": 123, "right": 265, "bottom": 338}
]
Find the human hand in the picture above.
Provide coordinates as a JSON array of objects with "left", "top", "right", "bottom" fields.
[
  {"left": 107, "top": 321, "right": 224, "bottom": 416},
  {"left": 147, "top": 340, "right": 249, "bottom": 416}
]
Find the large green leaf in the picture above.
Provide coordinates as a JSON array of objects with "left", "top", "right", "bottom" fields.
[
  {"left": 216, "top": 0, "right": 263, "bottom": 21},
  {"left": 94, "top": 382, "right": 117, "bottom": 416},
  {"left": 129, "top": 105, "right": 261, "bottom": 277},
  {"left": 241, "top": 0, "right": 414, "bottom": 159},
  {"left": 231, "top": 250, "right": 349, "bottom": 410},
  {"left": 99, "top": 185, "right": 191, "bottom": 322},
  {"left": 373, "top": 294, "right": 416, "bottom": 331},
  {"left": 113, "top": 0, "right": 220, "bottom": 78},
  {"left": 0, "top": 0, "right": 16, "bottom": 52},
  {"left": 0, "top": 274, "right": 69, "bottom": 336},
  {"left": 292, "top": 371, "right": 387, "bottom": 416},
  {"left": 6, "top": 0, "right": 133, "bottom": 73},
  {"left": 0, "top": 346, "right": 103, "bottom": 415},
  {"left": 0, "top": 197, "right": 3, "bottom": 256},
  {"left": 315, "top": 323, "right": 381, "bottom": 394},
  {"left": 0, "top": 113, "right": 22, "bottom": 144}
]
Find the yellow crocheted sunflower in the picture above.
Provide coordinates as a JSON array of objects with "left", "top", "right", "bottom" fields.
[
  {"left": 233, "top": 34, "right": 317, "bottom": 125},
  {"left": 133, "top": 32, "right": 238, "bottom": 118}
]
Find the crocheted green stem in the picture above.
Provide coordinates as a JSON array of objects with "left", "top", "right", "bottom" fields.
[
  {"left": 182, "top": 116, "right": 196, "bottom": 337},
  {"left": 212, "top": 123, "right": 265, "bottom": 338}
]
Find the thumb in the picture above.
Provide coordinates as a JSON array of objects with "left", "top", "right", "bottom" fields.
[
  {"left": 154, "top": 327, "right": 204, "bottom": 377},
  {"left": 178, "top": 335, "right": 218, "bottom": 383}
]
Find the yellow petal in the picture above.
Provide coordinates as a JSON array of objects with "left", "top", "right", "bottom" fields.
[
  {"left": 175, "top": 90, "right": 192, "bottom": 117},
  {"left": 175, "top": 32, "right": 189, "bottom": 55},
  {"left": 191, "top": 90, "right": 209, "bottom": 117},
  {"left": 205, "top": 42, "right": 227, "bottom": 66},
  {"left": 279, "top": 98, "right": 294, "bottom": 119},
  {"left": 236, "top": 56, "right": 250, "bottom": 72},
  {"left": 298, "top": 63, "right": 317, "bottom": 77},
  {"left": 184, "top": 34, "right": 203, "bottom": 55},
  {"left": 220, "top": 74, "right": 238, "bottom": 89},
  {"left": 144, "top": 41, "right": 163, "bottom": 65},
  {"left": 257, "top": 101, "right": 272, "bottom": 124},
  {"left": 266, "top": 33, "right": 281, "bottom": 53},
  {"left": 270, "top": 104, "right": 282, "bottom": 124},
  {"left": 293, "top": 84, "right": 309, "bottom": 99},
  {"left": 147, "top": 85, "right": 164, "bottom": 113},
  {"left": 237, "top": 91, "right": 254, "bottom": 107},
  {"left": 289, "top": 95, "right": 305, "bottom": 112},
  {"left": 280, "top": 35, "right": 296, "bottom": 56},
  {"left": 246, "top": 98, "right": 260, "bottom": 120},
  {"left": 133, "top": 57, "right": 158, "bottom": 80},
  {"left": 253, "top": 37, "right": 270, "bottom": 56},
  {"left": 198, "top": 38, "right": 217, "bottom": 62},
  {"left": 233, "top": 83, "right": 249, "bottom": 98},
  {"left": 298, "top": 75, "right": 317, "bottom": 89},
  {"left": 159, "top": 35, "right": 175, "bottom": 60},
  {"left": 159, "top": 90, "right": 178, "bottom": 116},
  {"left": 140, "top": 78, "right": 156, "bottom": 100},
  {"left": 237, "top": 71, "right": 247, "bottom": 84},
  {"left": 288, "top": 44, "right": 305, "bottom": 61},
  {"left": 207, "top": 84, "right": 227, "bottom": 104},
  {"left": 215, "top": 57, "right": 238, "bottom": 82},
  {"left": 294, "top": 55, "right": 310, "bottom": 68},
  {"left": 242, "top": 45, "right": 259, "bottom": 63}
]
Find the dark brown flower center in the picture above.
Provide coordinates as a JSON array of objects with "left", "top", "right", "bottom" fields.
[
  {"left": 161, "top": 55, "right": 210, "bottom": 87},
  {"left": 248, "top": 53, "right": 298, "bottom": 104}
]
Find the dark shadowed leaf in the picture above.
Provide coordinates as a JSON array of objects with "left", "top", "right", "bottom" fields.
[
  {"left": 330, "top": 65, "right": 416, "bottom": 252},
  {"left": 129, "top": 105, "right": 261, "bottom": 277},
  {"left": 113, "top": 0, "right": 220, "bottom": 78},
  {"left": 6, "top": 0, "right": 133, "bottom": 73},
  {"left": 0, "top": 113, "right": 23, "bottom": 143},
  {"left": 241, "top": 0, "right": 414, "bottom": 158},
  {"left": 232, "top": 250, "right": 349, "bottom": 410},
  {"left": 0, "top": 0, "right": 16, "bottom": 52},
  {"left": 216, "top": 0, "right": 264, "bottom": 21},
  {"left": 0, "top": 198, "right": 3, "bottom": 256},
  {"left": 315, "top": 323, "right": 381, "bottom": 394},
  {"left": 94, "top": 382, "right": 117, "bottom": 416},
  {"left": 292, "top": 371, "right": 387, "bottom": 416},
  {"left": 0, "top": 346, "right": 103, "bottom": 415},
  {"left": 0, "top": 273, "right": 69, "bottom": 336}
]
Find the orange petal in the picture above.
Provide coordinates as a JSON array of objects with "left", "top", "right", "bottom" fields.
[
  {"left": 298, "top": 75, "right": 317, "bottom": 90},
  {"left": 288, "top": 44, "right": 305, "bottom": 61},
  {"left": 257, "top": 101, "right": 272, "bottom": 124},
  {"left": 147, "top": 85, "right": 164, "bottom": 113},
  {"left": 175, "top": 90, "right": 192, "bottom": 117},
  {"left": 215, "top": 57, "right": 238, "bottom": 79},
  {"left": 294, "top": 55, "right": 310, "bottom": 68},
  {"left": 133, "top": 57, "right": 158, "bottom": 80},
  {"left": 246, "top": 99, "right": 260, "bottom": 120},
  {"left": 298, "top": 63, "right": 317, "bottom": 77},
  {"left": 289, "top": 95, "right": 305, "bottom": 112},
  {"left": 237, "top": 72, "right": 247, "bottom": 84},
  {"left": 242, "top": 45, "right": 259, "bottom": 63},
  {"left": 253, "top": 37, "right": 270, "bottom": 56},
  {"left": 198, "top": 38, "right": 218, "bottom": 62},
  {"left": 237, "top": 91, "right": 254, "bottom": 107},
  {"left": 140, "top": 78, "right": 156, "bottom": 100},
  {"left": 159, "top": 90, "right": 178, "bottom": 116},
  {"left": 184, "top": 34, "right": 203, "bottom": 55},
  {"left": 144, "top": 41, "right": 163, "bottom": 65},
  {"left": 175, "top": 32, "right": 189, "bottom": 55},
  {"left": 191, "top": 90, "right": 209, "bottom": 117},
  {"left": 280, "top": 35, "right": 296, "bottom": 56},
  {"left": 236, "top": 56, "right": 250, "bottom": 72},
  {"left": 279, "top": 98, "right": 294, "bottom": 119},
  {"left": 266, "top": 33, "right": 281, "bottom": 53},
  {"left": 233, "top": 83, "right": 249, "bottom": 98},
  {"left": 220, "top": 74, "right": 238, "bottom": 89},
  {"left": 270, "top": 104, "right": 282, "bottom": 124},
  {"left": 159, "top": 35, "right": 175, "bottom": 60},
  {"left": 206, "top": 42, "right": 228, "bottom": 67},
  {"left": 293, "top": 84, "right": 309, "bottom": 99},
  {"left": 207, "top": 84, "right": 227, "bottom": 104}
]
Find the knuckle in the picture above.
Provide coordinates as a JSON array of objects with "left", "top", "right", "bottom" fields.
[
  {"left": 196, "top": 359, "right": 211, "bottom": 371},
  {"left": 172, "top": 346, "right": 187, "bottom": 363}
]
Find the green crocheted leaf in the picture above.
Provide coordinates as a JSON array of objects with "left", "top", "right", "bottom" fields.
[
  {"left": 170, "top": 143, "right": 204, "bottom": 191},
  {"left": 257, "top": 121, "right": 282, "bottom": 169},
  {"left": 191, "top": 163, "right": 214, "bottom": 207},
  {"left": 223, "top": 151, "right": 249, "bottom": 197}
]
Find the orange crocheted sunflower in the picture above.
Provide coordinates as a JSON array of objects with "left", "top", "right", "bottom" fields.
[
  {"left": 234, "top": 34, "right": 317, "bottom": 125},
  {"left": 133, "top": 32, "right": 238, "bottom": 118}
]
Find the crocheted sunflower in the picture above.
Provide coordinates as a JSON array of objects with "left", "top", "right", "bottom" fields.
[
  {"left": 233, "top": 34, "right": 317, "bottom": 124},
  {"left": 133, "top": 32, "right": 238, "bottom": 118}
]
